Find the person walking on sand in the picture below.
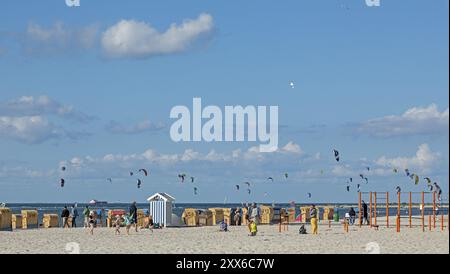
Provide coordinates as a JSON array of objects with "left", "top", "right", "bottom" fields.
[
  {"left": 70, "top": 204, "right": 79, "bottom": 228},
  {"left": 88, "top": 211, "right": 95, "bottom": 235},
  {"left": 129, "top": 201, "right": 138, "bottom": 232},
  {"left": 114, "top": 215, "right": 121, "bottom": 235},
  {"left": 310, "top": 204, "right": 318, "bottom": 235},
  {"left": 61, "top": 206, "right": 70, "bottom": 228},
  {"left": 362, "top": 201, "right": 369, "bottom": 225},
  {"left": 83, "top": 206, "right": 90, "bottom": 228}
]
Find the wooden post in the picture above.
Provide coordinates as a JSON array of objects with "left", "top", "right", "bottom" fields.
[
  {"left": 421, "top": 191, "right": 425, "bottom": 232},
  {"left": 374, "top": 192, "right": 377, "bottom": 226},
  {"left": 409, "top": 192, "right": 412, "bottom": 228},
  {"left": 386, "top": 192, "right": 389, "bottom": 228},
  {"left": 279, "top": 211, "right": 281, "bottom": 233},
  {"left": 369, "top": 192, "right": 373, "bottom": 228},
  {"left": 429, "top": 215, "right": 432, "bottom": 231},
  {"left": 432, "top": 192, "right": 436, "bottom": 229},
  {"left": 441, "top": 214, "right": 444, "bottom": 231},
  {"left": 397, "top": 192, "right": 401, "bottom": 225},
  {"left": 358, "top": 192, "right": 362, "bottom": 227},
  {"left": 396, "top": 216, "right": 400, "bottom": 233}
]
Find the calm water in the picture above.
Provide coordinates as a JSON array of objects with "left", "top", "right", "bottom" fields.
[{"left": 4, "top": 203, "right": 448, "bottom": 227}]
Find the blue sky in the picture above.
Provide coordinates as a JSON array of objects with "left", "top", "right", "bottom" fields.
[{"left": 0, "top": 0, "right": 448, "bottom": 203}]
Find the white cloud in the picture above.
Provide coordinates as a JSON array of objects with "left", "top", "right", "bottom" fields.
[
  {"left": 355, "top": 104, "right": 449, "bottom": 137},
  {"left": 23, "top": 22, "right": 98, "bottom": 55},
  {"left": 105, "top": 120, "right": 165, "bottom": 134},
  {"left": 279, "top": 141, "right": 303, "bottom": 154},
  {"left": 0, "top": 95, "right": 93, "bottom": 123},
  {"left": 0, "top": 116, "right": 64, "bottom": 144},
  {"left": 101, "top": 13, "right": 214, "bottom": 59},
  {"left": 0, "top": 96, "right": 92, "bottom": 144},
  {"left": 375, "top": 143, "right": 441, "bottom": 173}
]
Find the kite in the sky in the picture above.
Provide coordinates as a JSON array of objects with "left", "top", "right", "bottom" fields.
[
  {"left": 307, "top": 193, "right": 312, "bottom": 199},
  {"left": 393, "top": 168, "right": 398, "bottom": 173},
  {"left": 366, "top": 167, "right": 370, "bottom": 171},
  {"left": 107, "top": 178, "right": 112, "bottom": 183},
  {"left": 359, "top": 174, "right": 364, "bottom": 179},
  {"left": 60, "top": 178, "right": 65, "bottom": 188},
  {"left": 424, "top": 177, "right": 432, "bottom": 185},
  {"left": 349, "top": 178, "right": 353, "bottom": 183},
  {"left": 236, "top": 185, "right": 240, "bottom": 191},
  {"left": 396, "top": 186, "right": 401, "bottom": 193},
  {"left": 130, "top": 171, "right": 134, "bottom": 176},
  {"left": 333, "top": 150, "right": 340, "bottom": 162},
  {"left": 413, "top": 174, "right": 419, "bottom": 185},
  {"left": 247, "top": 189, "right": 251, "bottom": 195},
  {"left": 139, "top": 169, "right": 148, "bottom": 176},
  {"left": 267, "top": 177, "right": 274, "bottom": 182},
  {"left": 61, "top": 166, "right": 66, "bottom": 171},
  {"left": 364, "top": 177, "right": 369, "bottom": 184},
  {"left": 289, "top": 81, "right": 295, "bottom": 89},
  {"left": 137, "top": 179, "right": 142, "bottom": 189},
  {"left": 346, "top": 186, "right": 350, "bottom": 192},
  {"left": 178, "top": 174, "right": 186, "bottom": 183},
  {"left": 357, "top": 184, "right": 361, "bottom": 192},
  {"left": 405, "top": 169, "right": 411, "bottom": 177},
  {"left": 194, "top": 187, "right": 198, "bottom": 195},
  {"left": 244, "top": 182, "right": 251, "bottom": 187},
  {"left": 284, "top": 173, "right": 289, "bottom": 179}
]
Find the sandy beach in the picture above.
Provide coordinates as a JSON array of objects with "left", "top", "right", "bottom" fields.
[{"left": 1, "top": 220, "right": 448, "bottom": 254}]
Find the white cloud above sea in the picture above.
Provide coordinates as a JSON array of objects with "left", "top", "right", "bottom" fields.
[
  {"left": 0, "top": 96, "right": 92, "bottom": 144},
  {"left": 354, "top": 104, "right": 449, "bottom": 138},
  {"left": 101, "top": 13, "right": 214, "bottom": 59}
]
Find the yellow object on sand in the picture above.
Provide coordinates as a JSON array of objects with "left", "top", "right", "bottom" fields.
[
  {"left": 311, "top": 217, "right": 318, "bottom": 234},
  {"left": 250, "top": 222, "right": 257, "bottom": 233}
]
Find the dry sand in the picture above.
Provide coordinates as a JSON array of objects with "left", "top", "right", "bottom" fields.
[{"left": 1, "top": 219, "right": 448, "bottom": 254}]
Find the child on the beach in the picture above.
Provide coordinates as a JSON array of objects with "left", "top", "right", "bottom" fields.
[
  {"left": 88, "top": 212, "right": 95, "bottom": 235},
  {"left": 114, "top": 215, "right": 122, "bottom": 235},
  {"left": 219, "top": 220, "right": 228, "bottom": 232},
  {"left": 248, "top": 219, "right": 257, "bottom": 236}
]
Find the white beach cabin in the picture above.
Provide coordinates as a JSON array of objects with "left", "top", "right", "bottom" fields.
[{"left": 147, "top": 193, "right": 175, "bottom": 227}]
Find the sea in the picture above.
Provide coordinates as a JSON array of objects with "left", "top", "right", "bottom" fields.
[{"left": 3, "top": 202, "right": 448, "bottom": 228}]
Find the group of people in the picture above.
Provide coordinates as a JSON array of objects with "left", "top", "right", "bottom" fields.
[
  {"left": 59, "top": 201, "right": 156, "bottom": 235},
  {"left": 60, "top": 205, "right": 99, "bottom": 235}
]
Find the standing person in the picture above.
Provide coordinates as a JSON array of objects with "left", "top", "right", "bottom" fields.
[
  {"left": 362, "top": 201, "right": 369, "bottom": 225},
  {"left": 61, "top": 206, "right": 70, "bottom": 228},
  {"left": 250, "top": 203, "right": 260, "bottom": 224},
  {"left": 114, "top": 215, "right": 121, "bottom": 235},
  {"left": 234, "top": 208, "right": 241, "bottom": 226},
  {"left": 83, "top": 206, "right": 90, "bottom": 228},
  {"left": 349, "top": 207, "right": 356, "bottom": 225},
  {"left": 88, "top": 211, "right": 95, "bottom": 235},
  {"left": 310, "top": 204, "right": 318, "bottom": 235},
  {"left": 70, "top": 204, "right": 79, "bottom": 228},
  {"left": 248, "top": 219, "right": 257, "bottom": 236},
  {"left": 129, "top": 201, "right": 138, "bottom": 232}
]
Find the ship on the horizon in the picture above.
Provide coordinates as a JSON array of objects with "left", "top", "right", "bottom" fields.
[{"left": 88, "top": 200, "right": 108, "bottom": 206}]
